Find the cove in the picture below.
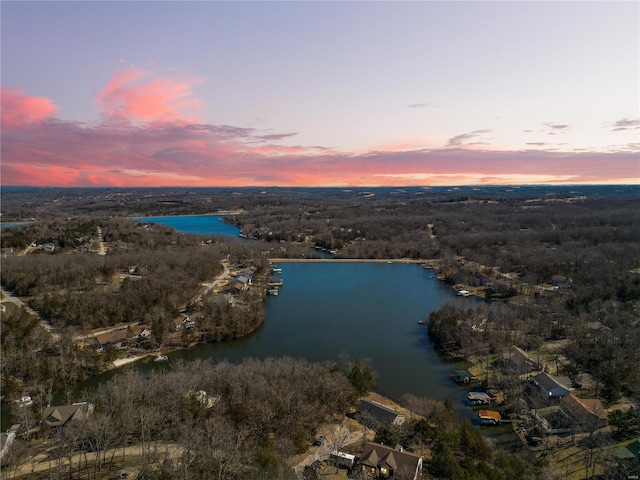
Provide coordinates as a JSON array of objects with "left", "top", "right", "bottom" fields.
[
  {"left": 172, "top": 261, "right": 468, "bottom": 403},
  {"left": 70, "top": 262, "right": 479, "bottom": 420}
]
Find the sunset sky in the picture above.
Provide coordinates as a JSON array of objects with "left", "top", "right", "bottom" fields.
[{"left": 1, "top": 1, "right": 638, "bottom": 187}]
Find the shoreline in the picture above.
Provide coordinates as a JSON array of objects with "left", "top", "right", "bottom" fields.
[
  {"left": 269, "top": 257, "right": 426, "bottom": 263},
  {"left": 131, "top": 210, "right": 244, "bottom": 219}
]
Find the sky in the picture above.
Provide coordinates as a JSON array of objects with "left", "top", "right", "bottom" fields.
[{"left": 1, "top": 1, "right": 638, "bottom": 187}]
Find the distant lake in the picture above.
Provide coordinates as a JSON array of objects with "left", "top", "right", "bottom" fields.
[
  {"left": 0, "top": 222, "right": 30, "bottom": 228},
  {"left": 133, "top": 214, "right": 241, "bottom": 237}
]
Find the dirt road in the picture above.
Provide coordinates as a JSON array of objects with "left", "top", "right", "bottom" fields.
[{"left": 9, "top": 441, "right": 182, "bottom": 478}]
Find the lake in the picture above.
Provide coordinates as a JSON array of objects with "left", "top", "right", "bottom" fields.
[
  {"left": 2, "top": 215, "right": 491, "bottom": 434},
  {"left": 159, "top": 262, "right": 462, "bottom": 399},
  {"left": 0, "top": 222, "right": 30, "bottom": 228},
  {"left": 133, "top": 214, "right": 241, "bottom": 237},
  {"left": 66, "top": 261, "right": 478, "bottom": 418}
]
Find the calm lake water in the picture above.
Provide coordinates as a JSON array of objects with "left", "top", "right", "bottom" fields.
[
  {"left": 133, "top": 214, "right": 241, "bottom": 237},
  {"left": 153, "top": 261, "right": 465, "bottom": 403},
  {"left": 67, "top": 262, "right": 477, "bottom": 417}
]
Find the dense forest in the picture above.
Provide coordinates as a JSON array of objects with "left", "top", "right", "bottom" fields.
[{"left": 1, "top": 185, "right": 639, "bottom": 479}]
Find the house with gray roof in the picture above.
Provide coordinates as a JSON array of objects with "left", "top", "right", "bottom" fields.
[
  {"left": 356, "top": 399, "right": 405, "bottom": 427},
  {"left": 358, "top": 442, "right": 422, "bottom": 480},
  {"left": 531, "top": 372, "right": 571, "bottom": 400}
]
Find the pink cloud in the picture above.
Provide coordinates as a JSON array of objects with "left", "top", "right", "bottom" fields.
[
  {"left": 1, "top": 87, "right": 58, "bottom": 129},
  {"left": 2, "top": 81, "right": 638, "bottom": 188},
  {"left": 96, "top": 67, "right": 202, "bottom": 123},
  {"left": 2, "top": 111, "right": 638, "bottom": 187}
]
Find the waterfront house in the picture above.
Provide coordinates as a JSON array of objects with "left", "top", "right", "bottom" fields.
[
  {"left": 502, "top": 345, "right": 541, "bottom": 374},
  {"left": 41, "top": 402, "right": 93, "bottom": 431},
  {"left": 358, "top": 442, "right": 422, "bottom": 480},
  {"left": 356, "top": 399, "right": 405, "bottom": 427},
  {"left": 531, "top": 372, "right": 571, "bottom": 400},
  {"left": 452, "top": 370, "right": 474, "bottom": 384},
  {"left": 478, "top": 410, "right": 501, "bottom": 425},
  {"left": 236, "top": 272, "right": 253, "bottom": 286},
  {"left": 468, "top": 391, "right": 491, "bottom": 405},
  {"left": 94, "top": 325, "right": 150, "bottom": 349},
  {"left": 226, "top": 280, "right": 247, "bottom": 294},
  {"left": 95, "top": 329, "right": 129, "bottom": 349}
]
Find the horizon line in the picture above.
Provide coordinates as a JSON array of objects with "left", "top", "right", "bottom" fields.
[{"left": 2, "top": 183, "right": 639, "bottom": 189}]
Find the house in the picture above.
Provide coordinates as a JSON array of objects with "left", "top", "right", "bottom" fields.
[
  {"left": 358, "top": 442, "right": 422, "bottom": 480},
  {"left": 531, "top": 372, "right": 571, "bottom": 400},
  {"left": 226, "top": 280, "right": 247, "bottom": 294},
  {"left": 452, "top": 370, "right": 475, "bottom": 384},
  {"left": 236, "top": 272, "right": 253, "bottom": 286},
  {"left": 94, "top": 325, "right": 150, "bottom": 348},
  {"left": 94, "top": 329, "right": 129, "bottom": 348},
  {"left": 560, "top": 395, "right": 608, "bottom": 430},
  {"left": 468, "top": 391, "right": 491, "bottom": 405},
  {"left": 41, "top": 402, "right": 93, "bottom": 430},
  {"left": 356, "top": 399, "right": 405, "bottom": 426},
  {"left": 226, "top": 272, "right": 254, "bottom": 294},
  {"left": 502, "top": 345, "right": 541, "bottom": 374},
  {"left": 614, "top": 440, "right": 640, "bottom": 462},
  {"left": 478, "top": 410, "right": 501, "bottom": 425}
]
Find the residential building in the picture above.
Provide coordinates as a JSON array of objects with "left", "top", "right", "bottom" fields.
[
  {"left": 94, "top": 325, "right": 150, "bottom": 348},
  {"left": 502, "top": 345, "right": 541, "bottom": 374},
  {"left": 478, "top": 410, "right": 501, "bottom": 425},
  {"left": 531, "top": 372, "right": 571, "bottom": 400},
  {"left": 41, "top": 402, "right": 93, "bottom": 431},
  {"left": 452, "top": 370, "right": 474, "bottom": 384},
  {"left": 356, "top": 399, "right": 405, "bottom": 427},
  {"left": 560, "top": 395, "right": 608, "bottom": 430},
  {"left": 358, "top": 442, "right": 422, "bottom": 480}
]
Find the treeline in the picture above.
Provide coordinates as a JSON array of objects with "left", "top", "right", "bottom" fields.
[{"left": 6, "top": 357, "right": 359, "bottom": 480}]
